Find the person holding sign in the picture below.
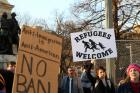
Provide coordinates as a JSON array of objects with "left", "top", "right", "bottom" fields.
[
  {"left": 86, "top": 61, "right": 115, "bottom": 93},
  {"left": 117, "top": 64, "right": 140, "bottom": 93},
  {"left": 59, "top": 67, "right": 84, "bottom": 93},
  {"left": 81, "top": 62, "right": 96, "bottom": 93}
]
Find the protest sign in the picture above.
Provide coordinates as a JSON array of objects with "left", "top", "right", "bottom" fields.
[
  {"left": 71, "top": 29, "right": 117, "bottom": 62},
  {"left": 12, "top": 26, "right": 62, "bottom": 93}
]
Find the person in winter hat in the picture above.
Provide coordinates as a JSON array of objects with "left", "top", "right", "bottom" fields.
[{"left": 117, "top": 63, "right": 140, "bottom": 93}]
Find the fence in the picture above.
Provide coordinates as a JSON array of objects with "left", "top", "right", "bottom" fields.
[
  {"left": 94, "top": 40, "right": 140, "bottom": 85},
  {"left": 115, "top": 40, "right": 140, "bottom": 84}
]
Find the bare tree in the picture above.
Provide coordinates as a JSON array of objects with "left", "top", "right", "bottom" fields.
[
  {"left": 72, "top": 0, "right": 140, "bottom": 39},
  {"left": 72, "top": 0, "right": 105, "bottom": 30},
  {"left": 16, "top": 13, "right": 51, "bottom": 31},
  {"left": 115, "top": 0, "right": 140, "bottom": 38},
  {"left": 32, "top": 18, "right": 50, "bottom": 30},
  {"left": 55, "top": 15, "right": 80, "bottom": 74},
  {"left": 16, "top": 13, "right": 32, "bottom": 26}
]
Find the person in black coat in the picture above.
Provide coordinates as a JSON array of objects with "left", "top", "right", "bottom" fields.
[
  {"left": 0, "top": 73, "right": 6, "bottom": 93},
  {"left": 0, "top": 69, "right": 14, "bottom": 93},
  {"left": 86, "top": 61, "right": 115, "bottom": 93},
  {"left": 81, "top": 62, "right": 96, "bottom": 93}
]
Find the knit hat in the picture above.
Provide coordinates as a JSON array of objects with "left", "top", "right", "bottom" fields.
[{"left": 127, "top": 64, "right": 140, "bottom": 75}]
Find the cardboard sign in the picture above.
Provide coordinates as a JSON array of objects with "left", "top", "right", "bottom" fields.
[
  {"left": 71, "top": 29, "right": 117, "bottom": 62},
  {"left": 12, "top": 26, "right": 62, "bottom": 93}
]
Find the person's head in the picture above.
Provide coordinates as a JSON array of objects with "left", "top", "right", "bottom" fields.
[
  {"left": 11, "top": 12, "right": 16, "bottom": 18},
  {"left": 7, "top": 61, "right": 16, "bottom": 73},
  {"left": 83, "top": 63, "right": 90, "bottom": 70},
  {"left": 127, "top": 64, "right": 140, "bottom": 82},
  {"left": 83, "top": 61, "right": 92, "bottom": 70},
  {"left": 96, "top": 66, "right": 107, "bottom": 79},
  {"left": 2, "top": 12, "right": 7, "bottom": 19},
  {"left": 67, "top": 67, "right": 76, "bottom": 77}
]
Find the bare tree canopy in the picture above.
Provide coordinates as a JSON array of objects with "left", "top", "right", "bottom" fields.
[
  {"left": 55, "top": 15, "right": 80, "bottom": 74},
  {"left": 72, "top": 0, "right": 140, "bottom": 39}
]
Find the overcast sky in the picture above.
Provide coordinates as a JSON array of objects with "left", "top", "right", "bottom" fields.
[{"left": 8, "top": 0, "right": 77, "bottom": 20}]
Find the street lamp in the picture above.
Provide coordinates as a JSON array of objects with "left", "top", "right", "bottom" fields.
[
  {"left": 126, "top": 44, "right": 132, "bottom": 64},
  {"left": 105, "top": 0, "right": 113, "bottom": 79}
]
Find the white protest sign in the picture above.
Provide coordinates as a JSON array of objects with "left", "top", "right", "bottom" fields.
[{"left": 71, "top": 29, "right": 117, "bottom": 62}]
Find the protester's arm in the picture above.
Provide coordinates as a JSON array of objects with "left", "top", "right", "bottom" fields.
[{"left": 86, "top": 61, "right": 96, "bottom": 85}]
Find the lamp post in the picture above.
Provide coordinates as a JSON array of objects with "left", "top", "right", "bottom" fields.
[
  {"left": 126, "top": 44, "right": 132, "bottom": 64},
  {"left": 105, "top": 0, "right": 113, "bottom": 78}
]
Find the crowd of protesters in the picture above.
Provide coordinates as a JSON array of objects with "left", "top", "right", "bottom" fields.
[
  {"left": 59, "top": 61, "right": 140, "bottom": 93},
  {"left": 1, "top": 60, "right": 140, "bottom": 93}
]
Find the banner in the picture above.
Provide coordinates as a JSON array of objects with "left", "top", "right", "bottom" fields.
[
  {"left": 12, "top": 26, "right": 62, "bottom": 93},
  {"left": 71, "top": 29, "right": 117, "bottom": 62}
]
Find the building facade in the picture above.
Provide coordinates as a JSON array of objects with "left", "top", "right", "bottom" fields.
[{"left": 0, "top": 0, "right": 14, "bottom": 16}]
